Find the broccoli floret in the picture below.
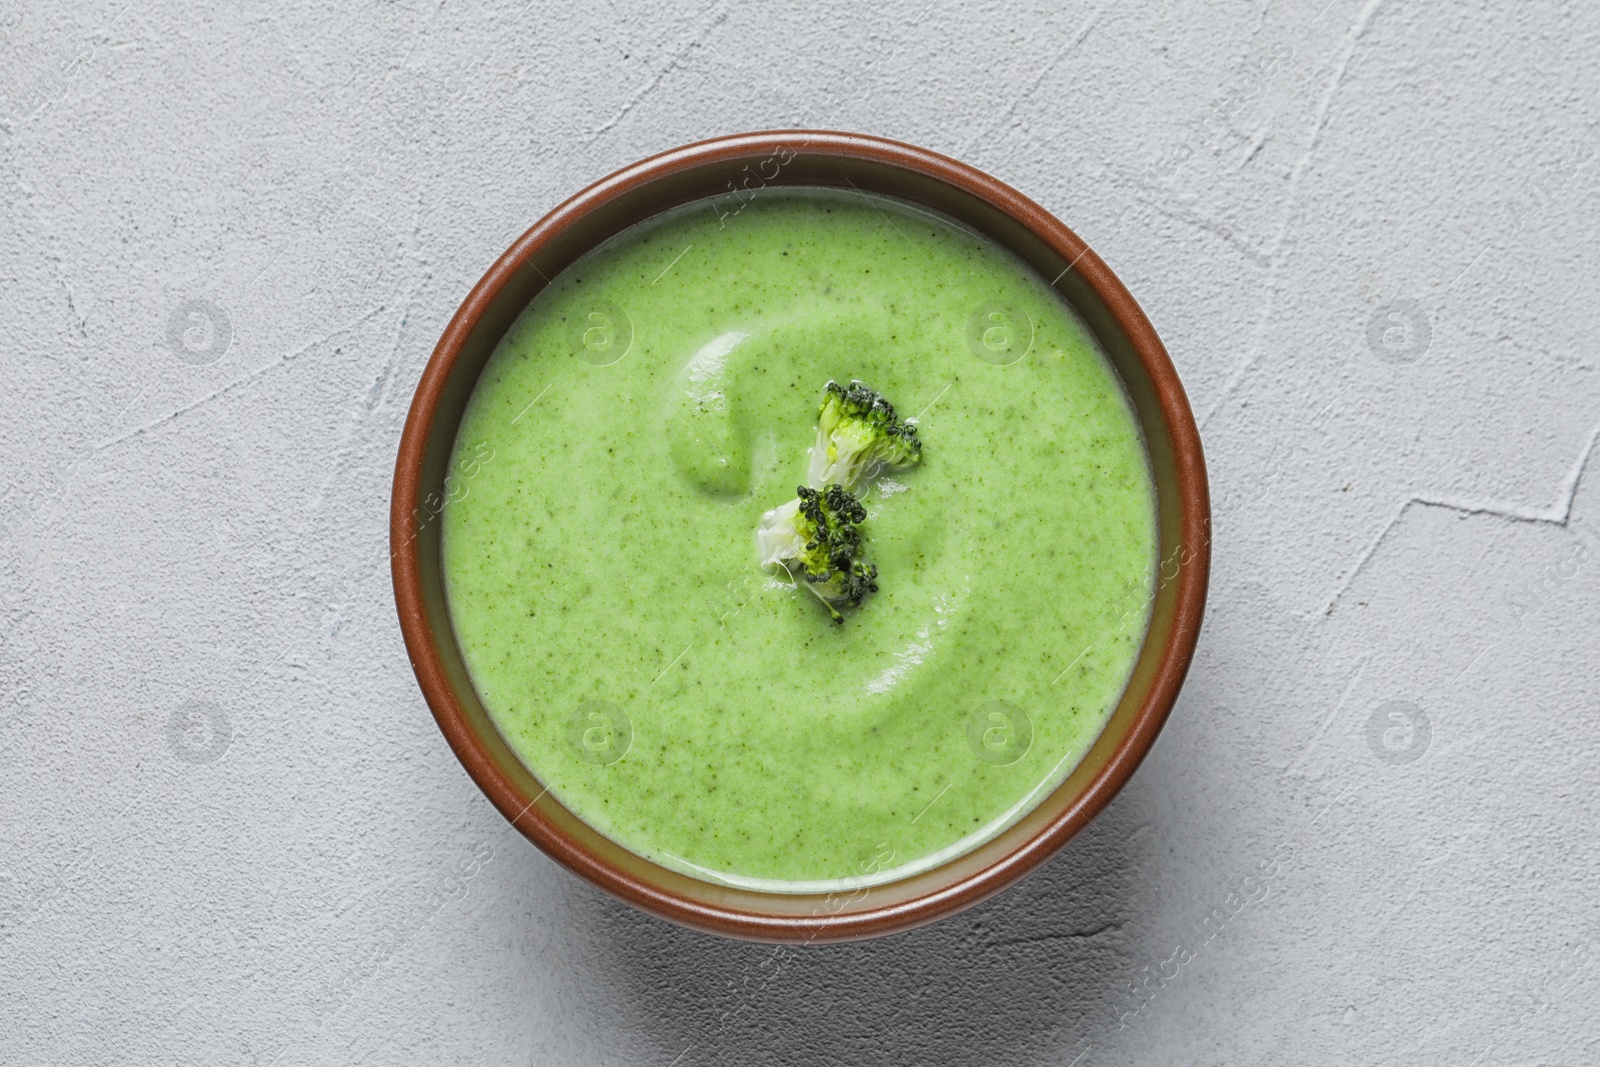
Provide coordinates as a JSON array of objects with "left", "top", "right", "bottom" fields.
[
  {"left": 806, "top": 379, "right": 922, "bottom": 490},
  {"left": 755, "top": 380, "right": 921, "bottom": 624},
  {"left": 757, "top": 483, "right": 879, "bottom": 623}
]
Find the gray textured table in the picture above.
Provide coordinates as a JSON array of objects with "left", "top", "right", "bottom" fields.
[{"left": 3, "top": 2, "right": 1597, "bottom": 1064}]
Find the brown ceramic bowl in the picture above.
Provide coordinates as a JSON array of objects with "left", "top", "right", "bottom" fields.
[{"left": 392, "top": 130, "right": 1209, "bottom": 943}]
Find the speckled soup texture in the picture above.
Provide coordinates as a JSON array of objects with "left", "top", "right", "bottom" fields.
[{"left": 441, "top": 188, "right": 1157, "bottom": 889}]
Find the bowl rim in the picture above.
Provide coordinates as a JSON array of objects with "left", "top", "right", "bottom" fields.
[{"left": 392, "top": 129, "right": 1209, "bottom": 942}]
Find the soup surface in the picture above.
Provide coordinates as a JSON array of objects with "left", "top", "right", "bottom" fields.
[{"left": 442, "top": 187, "right": 1157, "bottom": 890}]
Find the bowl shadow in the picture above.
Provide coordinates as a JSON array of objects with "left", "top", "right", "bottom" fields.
[{"left": 565, "top": 800, "right": 1151, "bottom": 1066}]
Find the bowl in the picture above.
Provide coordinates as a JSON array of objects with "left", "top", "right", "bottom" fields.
[{"left": 391, "top": 130, "right": 1209, "bottom": 942}]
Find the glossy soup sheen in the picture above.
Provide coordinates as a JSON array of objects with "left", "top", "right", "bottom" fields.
[{"left": 442, "top": 188, "right": 1157, "bottom": 891}]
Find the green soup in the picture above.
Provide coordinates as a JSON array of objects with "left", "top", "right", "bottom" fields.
[{"left": 442, "top": 188, "right": 1157, "bottom": 891}]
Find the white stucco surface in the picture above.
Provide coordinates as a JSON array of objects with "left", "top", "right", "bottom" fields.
[{"left": 3, "top": 2, "right": 1597, "bottom": 1064}]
